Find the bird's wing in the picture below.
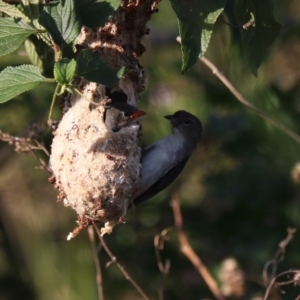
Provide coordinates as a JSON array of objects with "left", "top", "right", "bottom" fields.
[{"left": 133, "top": 156, "right": 190, "bottom": 206}]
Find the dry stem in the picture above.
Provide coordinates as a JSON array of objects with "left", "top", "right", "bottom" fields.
[
  {"left": 0, "top": 130, "right": 51, "bottom": 174},
  {"left": 154, "top": 227, "right": 172, "bottom": 300},
  {"left": 93, "top": 223, "right": 150, "bottom": 300},
  {"left": 199, "top": 56, "right": 300, "bottom": 143},
  {"left": 263, "top": 228, "right": 296, "bottom": 287},
  {"left": 88, "top": 226, "right": 104, "bottom": 300},
  {"left": 170, "top": 194, "right": 225, "bottom": 300},
  {"left": 264, "top": 270, "right": 300, "bottom": 300}
]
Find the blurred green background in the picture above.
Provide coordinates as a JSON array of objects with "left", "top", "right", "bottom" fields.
[{"left": 1, "top": 0, "right": 300, "bottom": 299}]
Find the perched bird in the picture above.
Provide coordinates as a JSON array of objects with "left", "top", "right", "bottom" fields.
[
  {"left": 103, "top": 102, "right": 146, "bottom": 132},
  {"left": 134, "top": 110, "right": 203, "bottom": 206}
]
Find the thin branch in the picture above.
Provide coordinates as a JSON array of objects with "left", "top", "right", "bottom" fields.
[
  {"left": 154, "top": 228, "right": 172, "bottom": 300},
  {"left": 93, "top": 223, "right": 150, "bottom": 300},
  {"left": 199, "top": 56, "right": 300, "bottom": 143},
  {"left": 170, "top": 194, "right": 225, "bottom": 300},
  {"left": 0, "top": 130, "right": 52, "bottom": 174},
  {"left": 263, "top": 270, "right": 300, "bottom": 300},
  {"left": 88, "top": 226, "right": 104, "bottom": 300},
  {"left": 263, "top": 228, "right": 296, "bottom": 287}
]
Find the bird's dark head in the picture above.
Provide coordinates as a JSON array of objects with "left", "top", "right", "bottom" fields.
[{"left": 164, "top": 110, "right": 203, "bottom": 143}]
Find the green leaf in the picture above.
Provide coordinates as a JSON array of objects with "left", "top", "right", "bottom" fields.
[
  {"left": 21, "top": 0, "right": 52, "bottom": 45},
  {"left": 0, "top": 18, "right": 40, "bottom": 57},
  {"left": 0, "top": 0, "right": 31, "bottom": 22},
  {"left": 77, "top": 50, "right": 124, "bottom": 86},
  {"left": 54, "top": 58, "right": 77, "bottom": 85},
  {"left": 21, "top": 0, "right": 40, "bottom": 22},
  {"left": 75, "top": 0, "right": 120, "bottom": 28},
  {"left": 234, "top": 0, "right": 281, "bottom": 76},
  {"left": 0, "top": 65, "right": 46, "bottom": 103},
  {"left": 24, "top": 38, "right": 43, "bottom": 72},
  {"left": 39, "top": 0, "right": 81, "bottom": 46},
  {"left": 24, "top": 36, "right": 54, "bottom": 76},
  {"left": 169, "top": 0, "right": 225, "bottom": 73}
]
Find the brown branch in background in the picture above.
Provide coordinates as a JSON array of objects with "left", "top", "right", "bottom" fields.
[
  {"left": 88, "top": 226, "right": 104, "bottom": 300},
  {"left": 198, "top": 56, "right": 300, "bottom": 143},
  {"left": 263, "top": 270, "right": 300, "bottom": 300},
  {"left": 93, "top": 223, "right": 150, "bottom": 300},
  {"left": 177, "top": 37, "right": 300, "bottom": 143},
  {"left": 154, "top": 227, "right": 172, "bottom": 300},
  {"left": 263, "top": 228, "right": 296, "bottom": 287},
  {"left": 170, "top": 194, "right": 225, "bottom": 300}
]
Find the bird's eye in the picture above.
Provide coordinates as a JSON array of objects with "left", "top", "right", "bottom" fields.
[
  {"left": 123, "top": 111, "right": 130, "bottom": 117},
  {"left": 184, "top": 119, "right": 191, "bottom": 125}
]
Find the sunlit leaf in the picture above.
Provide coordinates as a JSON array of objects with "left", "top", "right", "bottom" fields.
[
  {"left": 0, "top": 0, "right": 31, "bottom": 22},
  {"left": 54, "top": 59, "right": 77, "bottom": 86},
  {"left": 0, "top": 18, "right": 39, "bottom": 57},
  {"left": 39, "top": 0, "right": 81, "bottom": 45},
  {"left": 0, "top": 65, "right": 46, "bottom": 103}
]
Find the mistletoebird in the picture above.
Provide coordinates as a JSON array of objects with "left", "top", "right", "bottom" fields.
[
  {"left": 134, "top": 110, "right": 203, "bottom": 206},
  {"left": 103, "top": 102, "right": 146, "bottom": 132}
]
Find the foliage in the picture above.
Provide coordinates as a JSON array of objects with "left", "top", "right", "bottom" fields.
[
  {"left": 0, "top": 0, "right": 281, "bottom": 104},
  {"left": 1, "top": 0, "right": 300, "bottom": 300}
]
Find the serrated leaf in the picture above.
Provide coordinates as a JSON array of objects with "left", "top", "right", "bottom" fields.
[
  {"left": 21, "top": 0, "right": 53, "bottom": 46},
  {"left": 21, "top": 0, "right": 40, "bottom": 21},
  {"left": 169, "top": 0, "right": 225, "bottom": 73},
  {"left": 39, "top": 0, "right": 81, "bottom": 46},
  {"left": 24, "top": 38, "right": 43, "bottom": 72},
  {"left": 77, "top": 50, "right": 124, "bottom": 86},
  {"left": 0, "top": 65, "right": 46, "bottom": 103},
  {"left": 54, "top": 58, "right": 77, "bottom": 85},
  {"left": 234, "top": 0, "right": 281, "bottom": 76},
  {"left": 0, "top": 18, "right": 40, "bottom": 56},
  {"left": 24, "top": 37, "right": 54, "bottom": 76},
  {"left": 0, "top": 0, "right": 31, "bottom": 22},
  {"left": 75, "top": 0, "right": 120, "bottom": 28}
]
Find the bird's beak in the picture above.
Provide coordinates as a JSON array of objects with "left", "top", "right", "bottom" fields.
[
  {"left": 129, "top": 110, "right": 147, "bottom": 120},
  {"left": 164, "top": 115, "right": 178, "bottom": 125}
]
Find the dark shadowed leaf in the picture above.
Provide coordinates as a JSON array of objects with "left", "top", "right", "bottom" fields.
[
  {"left": 0, "top": 65, "right": 46, "bottom": 103},
  {"left": 75, "top": 0, "right": 120, "bottom": 28},
  {"left": 77, "top": 50, "right": 125, "bottom": 86},
  {"left": 24, "top": 36, "right": 55, "bottom": 77},
  {"left": 0, "top": 18, "right": 39, "bottom": 57},
  {"left": 169, "top": 0, "right": 225, "bottom": 73},
  {"left": 54, "top": 58, "right": 77, "bottom": 86},
  {"left": 234, "top": 0, "right": 281, "bottom": 76},
  {"left": 39, "top": 0, "right": 81, "bottom": 46}
]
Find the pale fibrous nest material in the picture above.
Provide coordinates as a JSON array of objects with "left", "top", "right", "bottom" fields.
[
  {"left": 50, "top": 80, "right": 141, "bottom": 239},
  {"left": 49, "top": 0, "right": 161, "bottom": 238}
]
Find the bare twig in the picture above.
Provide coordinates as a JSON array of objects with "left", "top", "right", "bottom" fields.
[
  {"left": 170, "top": 194, "right": 225, "bottom": 300},
  {"left": 93, "top": 223, "right": 150, "bottom": 300},
  {"left": 176, "top": 37, "right": 300, "bottom": 143},
  {"left": 199, "top": 56, "right": 300, "bottom": 143},
  {"left": 88, "top": 226, "right": 104, "bottom": 300},
  {"left": 0, "top": 130, "right": 52, "bottom": 174},
  {"left": 154, "top": 227, "right": 172, "bottom": 300},
  {"left": 264, "top": 270, "right": 300, "bottom": 300},
  {"left": 263, "top": 228, "right": 296, "bottom": 287}
]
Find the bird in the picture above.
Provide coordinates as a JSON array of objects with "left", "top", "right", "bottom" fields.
[
  {"left": 133, "top": 110, "right": 203, "bottom": 206},
  {"left": 103, "top": 102, "right": 146, "bottom": 133}
]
